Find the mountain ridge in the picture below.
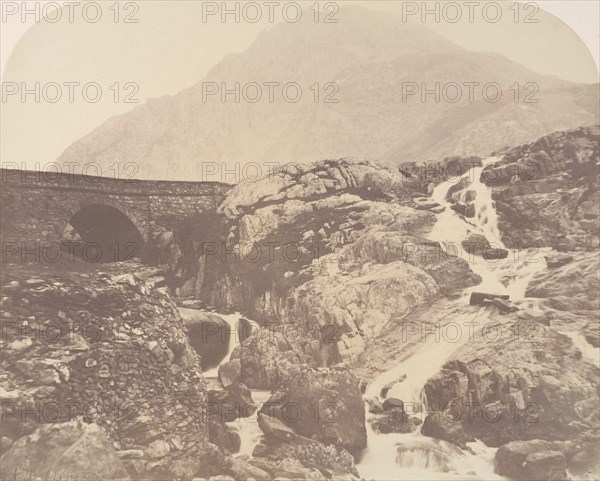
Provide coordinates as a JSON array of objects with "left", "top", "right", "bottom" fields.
[{"left": 57, "top": 5, "right": 599, "bottom": 180}]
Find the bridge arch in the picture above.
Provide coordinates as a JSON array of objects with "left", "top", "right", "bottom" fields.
[{"left": 67, "top": 202, "right": 146, "bottom": 263}]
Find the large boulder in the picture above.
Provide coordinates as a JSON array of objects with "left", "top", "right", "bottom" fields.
[
  {"left": 0, "top": 419, "right": 130, "bottom": 481},
  {"left": 207, "top": 382, "right": 256, "bottom": 422},
  {"left": 494, "top": 440, "right": 568, "bottom": 481},
  {"left": 461, "top": 233, "right": 508, "bottom": 260},
  {"left": 526, "top": 251, "right": 599, "bottom": 311},
  {"left": 260, "top": 368, "right": 366, "bottom": 457},
  {"left": 421, "top": 410, "right": 474, "bottom": 449},
  {"left": 422, "top": 312, "right": 599, "bottom": 449},
  {"left": 368, "top": 398, "right": 422, "bottom": 434},
  {"left": 207, "top": 417, "right": 241, "bottom": 454},
  {"left": 179, "top": 308, "right": 232, "bottom": 370},
  {"left": 255, "top": 414, "right": 358, "bottom": 478},
  {"left": 222, "top": 326, "right": 319, "bottom": 390}
]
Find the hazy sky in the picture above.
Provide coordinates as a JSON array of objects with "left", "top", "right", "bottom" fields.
[{"left": 1, "top": 1, "right": 598, "bottom": 169}]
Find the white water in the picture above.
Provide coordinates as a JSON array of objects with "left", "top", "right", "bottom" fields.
[
  {"left": 358, "top": 157, "right": 548, "bottom": 481},
  {"left": 359, "top": 306, "right": 502, "bottom": 480},
  {"left": 198, "top": 158, "right": 581, "bottom": 477},
  {"left": 201, "top": 312, "right": 269, "bottom": 458},
  {"left": 561, "top": 331, "right": 600, "bottom": 368},
  {"left": 429, "top": 158, "right": 549, "bottom": 300},
  {"left": 203, "top": 312, "right": 249, "bottom": 379},
  {"left": 229, "top": 389, "right": 271, "bottom": 456}
]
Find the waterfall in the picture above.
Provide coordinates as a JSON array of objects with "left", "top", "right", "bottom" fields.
[
  {"left": 202, "top": 312, "right": 246, "bottom": 380},
  {"left": 429, "top": 157, "right": 549, "bottom": 300},
  {"left": 232, "top": 389, "right": 271, "bottom": 456},
  {"left": 357, "top": 157, "right": 549, "bottom": 480},
  {"left": 201, "top": 312, "right": 268, "bottom": 458}
]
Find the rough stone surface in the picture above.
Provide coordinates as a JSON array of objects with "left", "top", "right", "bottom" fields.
[
  {"left": 0, "top": 262, "right": 210, "bottom": 480},
  {"left": 167, "top": 158, "right": 481, "bottom": 364},
  {"left": 0, "top": 419, "right": 130, "bottom": 481},
  {"left": 494, "top": 440, "right": 568, "bottom": 481},
  {"left": 260, "top": 368, "right": 366, "bottom": 457},
  {"left": 483, "top": 125, "right": 599, "bottom": 250}
]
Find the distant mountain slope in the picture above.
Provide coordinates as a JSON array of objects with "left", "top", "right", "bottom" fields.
[{"left": 57, "top": 6, "right": 599, "bottom": 180}]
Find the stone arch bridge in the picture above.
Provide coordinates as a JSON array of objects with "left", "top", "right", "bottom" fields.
[{"left": 0, "top": 168, "right": 230, "bottom": 262}]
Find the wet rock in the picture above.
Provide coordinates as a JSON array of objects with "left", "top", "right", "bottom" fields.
[
  {"left": 526, "top": 251, "right": 599, "bottom": 311},
  {"left": 545, "top": 253, "right": 573, "bottom": 269},
  {"left": 382, "top": 397, "right": 404, "bottom": 411},
  {"left": 379, "top": 375, "right": 406, "bottom": 398},
  {"left": 370, "top": 407, "right": 422, "bottom": 434},
  {"left": 469, "top": 292, "right": 509, "bottom": 306},
  {"left": 208, "top": 383, "right": 256, "bottom": 422},
  {"left": 260, "top": 368, "right": 366, "bottom": 457},
  {"left": 180, "top": 308, "right": 231, "bottom": 371},
  {"left": 238, "top": 318, "right": 254, "bottom": 343},
  {"left": 491, "top": 298, "right": 519, "bottom": 314},
  {"left": 494, "top": 440, "right": 568, "bottom": 481},
  {"left": 424, "top": 370, "right": 468, "bottom": 410},
  {"left": 256, "top": 414, "right": 358, "bottom": 478},
  {"left": 0, "top": 419, "right": 130, "bottom": 481},
  {"left": 227, "top": 327, "right": 318, "bottom": 390},
  {"left": 412, "top": 196, "right": 442, "bottom": 212},
  {"left": 358, "top": 379, "right": 369, "bottom": 394},
  {"left": 446, "top": 176, "right": 470, "bottom": 201},
  {"left": 218, "top": 358, "right": 241, "bottom": 387},
  {"left": 366, "top": 398, "right": 384, "bottom": 414},
  {"left": 462, "top": 233, "right": 508, "bottom": 259},
  {"left": 450, "top": 202, "right": 475, "bottom": 218},
  {"left": 208, "top": 417, "right": 241, "bottom": 454},
  {"left": 423, "top": 311, "right": 598, "bottom": 450},
  {"left": 421, "top": 410, "right": 474, "bottom": 449},
  {"left": 584, "top": 325, "right": 599, "bottom": 348},
  {"left": 485, "top": 126, "right": 600, "bottom": 251}
]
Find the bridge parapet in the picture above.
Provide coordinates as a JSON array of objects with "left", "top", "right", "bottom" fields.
[{"left": 0, "top": 168, "right": 231, "bottom": 261}]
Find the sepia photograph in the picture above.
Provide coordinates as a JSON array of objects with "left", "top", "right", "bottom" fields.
[{"left": 0, "top": 1, "right": 599, "bottom": 480}]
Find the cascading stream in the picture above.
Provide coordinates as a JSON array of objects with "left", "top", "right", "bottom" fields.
[
  {"left": 201, "top": 313, "right": 268, "bottom": 457},
  {"left": 357, "top": 157, "right": 548, "bottom": 481}
]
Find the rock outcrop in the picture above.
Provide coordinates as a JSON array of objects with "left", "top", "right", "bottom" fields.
[
  {"left": 0, "top": 419, "right": 130, "bottom": 481},
  {"left": 180, "top": 308, "right": 231, "bottom": 370},
  {"left": 483, "top": 125, "right": 599, "bottom": 251},
  {"left": 526, "top": 251, "right": 599, "bottom": 312},
  {"left": 421, "top": 309, "right": 599, "bottom": 474},
  {"left": 255, "top": 414, "right": 359, "bottom": 478},
  {"left": 220, "top": 325, "right": 321, "bottom": 390},
  {"left": 494, "top": 440, "right": 568, "bottom": 481},
  {"left": 167, "top": 158, "right": 481, "bottom": 364},
  {"left": 0, "top": 262, "right": 210, "bottom": 480},
  {"left": 260, "top": 368, "right": 367, "bottom": 458}
]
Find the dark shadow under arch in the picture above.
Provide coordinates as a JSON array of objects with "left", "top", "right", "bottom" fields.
[{"left": 68, "top": 204, "right": 144, "bottom": 263}]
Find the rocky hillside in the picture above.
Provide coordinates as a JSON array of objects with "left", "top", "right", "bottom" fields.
[
  {"left": 483, "top": 125, "right": 599, "bottom": 250},
  {"left": 166, "top": 158, "right": 480, "bottom": 364},
  {"left": 0, "top": 263, "right": 212, "bottom": 480},
  {"left": 159, "top": 126, "right": 599, "bottom": 480},
  {"left": 57, "top": 6, "right": 599, "bottom": 180},
  {"left": 416, "top": 282, "right": 600, "bottom": 479}
]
